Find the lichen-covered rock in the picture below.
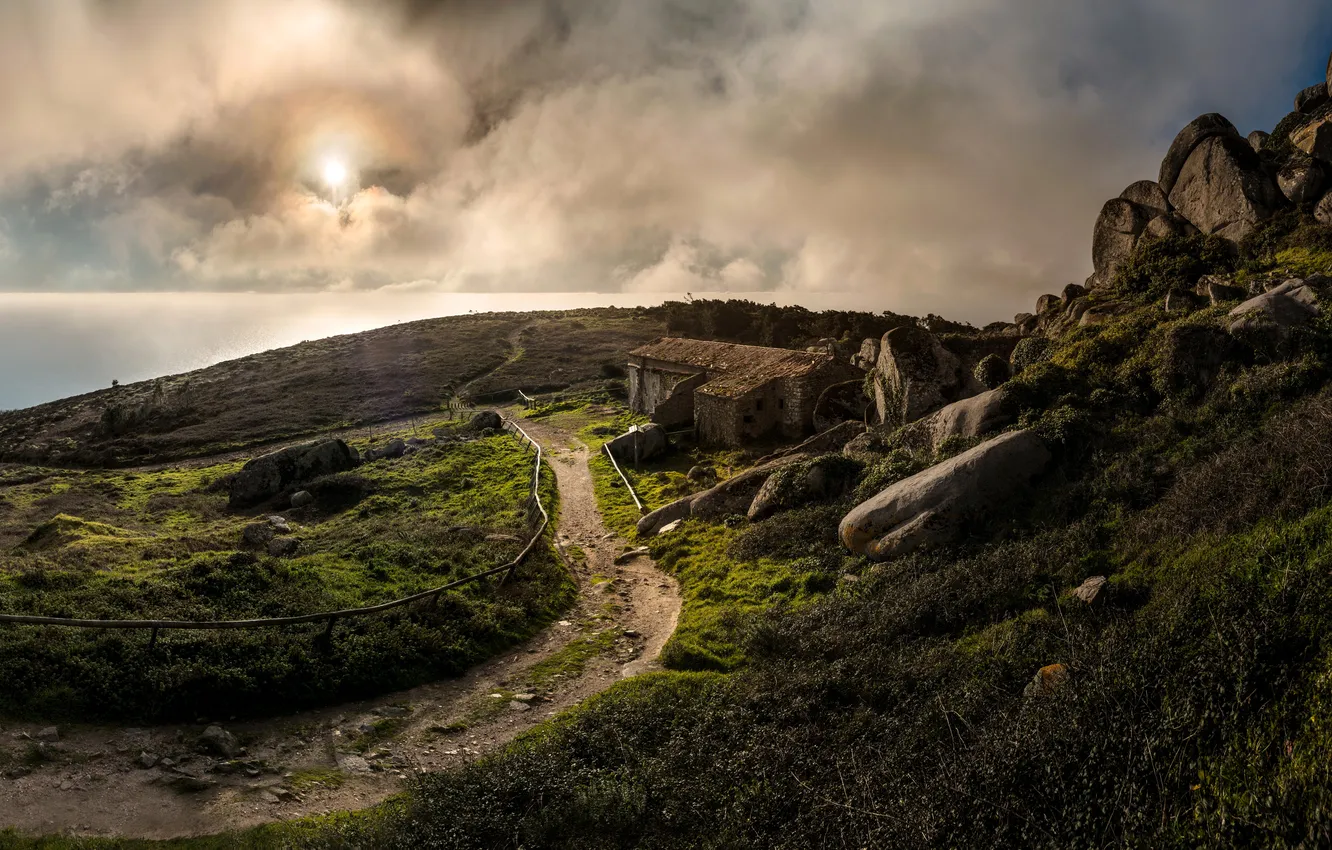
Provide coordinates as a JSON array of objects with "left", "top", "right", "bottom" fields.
[
  {"left": 637, "top": 495, "right": 696, "bottom": 537},
  {"left": 1291, "top": 114, "right": 1332, "bottom": 163},
  {"left": 692, "top": 456, "right": 804, "bottom": 520},
  {"left": 839, "top": 430, "right": 1052, "bottom": 561},
  {"left": 1119, "top": 180, "right": 1170, "bottom": 217},
  {"left": 1247, "top": 130, "right": 1270, "bottom": 153},
  {"left": 1317, "top": 190, "right": 1332, "bottom": 226},
  {"left": 1090, "top": 198, "right": 1149, "bottom": 289},
  {"left": 747, "top": 454, "right": 862, "bottom": 522},
  {"left": 1164, "top": 289, "right": 1206, "bottom": 313},
  {"left": 1296, "top": 82, "right": 1330, "bottom": 115},
  {"left": 1228, "top": 277, "right": 1324, "bottom": 345},
  {"left": 198, "top": 726, "right": 239, "bottom": 759},
  {"left": 290, "top": 490, "right": 314, "bottom": 509},
  {"left": 1035, "top": 294, "right": 1060, "bottom": 315},
  {"left": 1197, "top": 276, "right": 1246, "bottom": 305},
  {"left": 871, "top": 325, "right": 970, "bottom": 427},
  {"left": 606, "top": 424, "right": 669, "bottom": 464},
  {"left": 1278, "top": 152, "right": 1327, "bottom": 204},
  {"left": 468, "top": 410, "right": 504, "bottom": 432},
  {"left": 1169, "top": 135, "right": 1283, "bottom": 242},
  {"left": 1061, "top": 283, "right": 1088, "bottom": 305},
  {"left": 1143, "top": 212, "right": 1200, "bottom": 241},
  {"left": 1072, "top": 576, "right": 1108, "bottom": 605},
  {"left": 1159, "top": 113, "right": 1242, "bottom": 196},
  {"left": 1023, "top": 664, "right": 1070, "bottom": 698},
  {"left": 363, "top": 438, "right": 407, "bottom": 462},
  {"left": 1079, "top": 302, "right": 1132, "bottom": 327},
  {"left": 229, "top": 439, "right": 358, "bottom": 509},
  {"left": 900, "top": 388, "right": 1012, "bottom": 455},
  {"left": 852, "top": 337, "right": 881, "bottom": 370}
]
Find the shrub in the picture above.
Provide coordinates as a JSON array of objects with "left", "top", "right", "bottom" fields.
[
  {"left": 973, "top": 353, "right": 1011, "bottom": 388},
  {"left": 1112, "top": 233, "right": 1236, "bottom": 298}
]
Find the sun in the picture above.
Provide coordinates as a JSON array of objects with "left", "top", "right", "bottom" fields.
[{"left": 322, "top": 158, "right": 349, "bottom": 189}]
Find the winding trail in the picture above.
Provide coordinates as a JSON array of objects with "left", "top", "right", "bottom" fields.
[{"left": 0, "top": 415, "right": 679, "bottom": 841}]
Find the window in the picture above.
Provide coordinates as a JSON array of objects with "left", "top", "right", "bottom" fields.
[
  {"left": 755, "top": 399, "right": 765, "bottom": 411},
  {"left": 778, "top": 398, "right": 786, "bottom": 410},
  {"left": 743, "top": 415, "right": 754, "bottom": 424}
]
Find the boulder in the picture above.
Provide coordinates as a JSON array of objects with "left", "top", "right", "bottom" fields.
[
  {"left": 290, "top": 490, "right": 315, "bottom": 509},
  {"left": 841, "top": 427, "right": 899, "bottom": 462},
  {"left": 198, "top": 726, "right": 239, "bottom": 759},
  {"left": 364, "top": 439, "right": 407, "bottom": 462},
  {"left": 636, "top": 495, "right": 695, "bottom": 537},
  {"left": 1119, "top": 180, "right": 1170, "bottom": 217},
  {"left": 1079, "top": 302, "right": 1132, "bottom": 327},
  {"left": 1061, "top": 283, "right": 1088, "bottom": 305},
  {"left": 1090, "top": 198, "right": 1149, "bottom": 288},
  {"left": 468, "top": 410, "right": 504, "bottom": 432},
  {"left": 1143, "top": 212, "right": 1200, "bottom": 241},
  {"left": 36, "top": 726, "right": 59, "bottom": 742},
  {"left": 1016, "top": 314, "right": 1040, "bottom": 335},
  {"left": 1229, "top": 278, "right": 1323, "bottom": 343},
  {"left": 1156, "top": 324, "right": 1234, "bottom": 398},
  {"left": 1072, "top": 576, "right": 1108, "bottom": 605},
  {"left": 853, "top": 337, "right": 881, "bottom": 370},
  {"left": 839, "top": 430, "right": 1052, "bottom": 561},
  {"left": 1291, "top": 115, "right": 1332, "bottom": 163},
  {"left": 1168, "top": 135, "right": 1283, "bottom": 242},
  {"left": 1247, "top": 130, "right": 1270, "bottom": 153},
  {"left": 872, "top": 325, "right": 970, "bottom": 427},
  {"left": 1035, "top": 294, "right": 1061, "bottom": 314},
  {"left": 241, "top": 523, "right": 275, "bottom": 548},
  {"left": 1023, "top": 664, "right": 1070, "bottom": 698},
  {"left": 901, "top": 388, "right": 1012, "bottom": 455},
  {"left": 692, "top": 456, "right": 805, "bottom": 520},
  {"left": 1297, "top": 82, "right": 1330, "bottom": 115},
  {"left": 1198, "top": 277, "right": 1246, "bottom": 304},
  {"left": 1317, "top": 191, "right": 1332, "bottom": 226},
  {"left": 1158, "top": 113, "right": 1242, "bottom": 196},
  {"left": 228, "top": 439, "right": 358, "bottom": 509},
  {"left": 605, "top": 424, "right": 669, "bottom": 464},
  {"left": 686, "top": 465, "right": 715, "bottom": 483},
  {"left": 813, "top": 380, "right": 871, "bottom": 432},
  {"left": 657, "top": 519, "right": 684, "bottom": 536},
  {"left": 1013, "top": 312, "right": 1035, "bottom": 327},
  {"left": 747, "top": 455, "right": 862, "bottom": 522},
  {"left": 1278, "top": 152, "right": 1327, "bottom": 204},
  {"left": 267, "top": 537, "right": 300, "bottom": 558}
]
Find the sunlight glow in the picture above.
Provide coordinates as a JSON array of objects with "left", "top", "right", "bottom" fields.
[{"left": 322, "top": 158, "right": 349, "bottom": 189}]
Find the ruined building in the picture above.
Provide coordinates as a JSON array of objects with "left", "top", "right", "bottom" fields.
[{"left": 627, "top": 338, "right": 858, "bottom": 445}]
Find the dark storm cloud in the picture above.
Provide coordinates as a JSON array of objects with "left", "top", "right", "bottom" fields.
[{"left": 1, "top": 0, "right": 1329, "bottom": 320}]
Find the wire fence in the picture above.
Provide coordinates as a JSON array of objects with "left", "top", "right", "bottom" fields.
[
  {"left": 0, "top": 419, "right": 550, "bottom": 647},
  {"left": 601, "top": 444, "right": 645, "bottom": 515}
]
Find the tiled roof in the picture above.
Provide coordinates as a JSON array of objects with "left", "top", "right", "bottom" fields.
[{"left": 629, "top": 338, "right": 832, "bottom": 399}]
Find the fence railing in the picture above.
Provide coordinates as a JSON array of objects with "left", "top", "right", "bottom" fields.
[
  {"left": 0, "top": 421, "right": 550, "bottom": 646},
  {"left": 601, "top": 444, "right": 645, "bottom": 515}
]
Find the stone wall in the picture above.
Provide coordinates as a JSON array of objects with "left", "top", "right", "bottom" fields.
[{"left": 628, "top": 357, "right": 705, "bottom": 418}]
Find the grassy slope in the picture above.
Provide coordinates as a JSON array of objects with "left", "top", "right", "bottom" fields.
[
  {"left": 0, "top": 309, "right": 666, "bottom": 467},
  {"left": 0, "top": 417, "right": 572, "bottom": 722}
]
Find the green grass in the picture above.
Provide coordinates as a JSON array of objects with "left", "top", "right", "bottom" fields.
[{"left": 0, "top": 419, "right": 574, "bottom": 722}]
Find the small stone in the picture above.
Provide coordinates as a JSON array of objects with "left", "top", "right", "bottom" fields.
[
  {"left": 622, "top": 629, "right": 641, "bottom": 638},
  {"left": 261, "top": 790, "right": 281, "bottom": 804},
  {"left": 512, "top": 693, "right": 536, "bottom": 702},
  {"left": 198, "top": 725, "right": 239, "bottom": 759},
  {"left": 508, "top": 701, "right": 531, "bottom": 712},
  {"left": 159, "top": 757, "right": 175, "bottom": 768},
  {"left": 290, "top": 490, "right": 315, "bottom": 509},
  {"left": 137, "top": 751, "right": 159, "bottom": 769},
  {"left": 36, "top": 727, "right": 59, "bottom": 743},
  {"left": 1024, "top": 663, "right": 1070, "bottom": 698},
  {"left": 1072, "top": 576, "right": 1108, "bottom": 605}
]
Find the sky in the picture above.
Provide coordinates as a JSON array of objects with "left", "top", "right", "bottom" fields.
[{"left": 2, "top": 1, "right": 1332, "bottom": 408}]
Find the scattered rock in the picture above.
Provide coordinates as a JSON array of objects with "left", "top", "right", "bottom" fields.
[
  {"left": 1061, "top": 283, "right": 1088, "bottom": 305},
  {"left": 637, "top": 495, "right": 696, "bottom": 537},
  {"left": 267, "top": 537, "right": 300, "bottom": 557},
  {"left": 1164, "top": 289, "right": 1207, "bottom": 313},
  {"left": 1072, "top": 576, "right": 1108, "bottom": 605},
  {"left": 692, "top": 455, "right": 806, "bottom": 520},
  {"left": 508, "top": 701, "right": 531, "bottom": 713},
  {"left": 852, "top": 337, "right": 881, "bottom": 370},
  {"left": 686, "top": 465, "right": 715, "bottom": 483},
  {"left": 1199, "top": 277, "right": 1247, "bottom": 305},
  {"left": 36, "top": 727, "right": 59, "bottom": 743},
  {"left": 198, "top": 726, "right": 239, "bottom": 759},
  {"left": 657, "top": 519, "right": 683, "bottom": 535},
  {"left": 1292, "top": 114, "right": 1332, "bottom": 163},
  {"left": 1229, "top": 277, "right": 1324, "bottom": 344},
  {"left": 241, "top": 523, "right": 275, "bottom": 548},
  {"left": 1169, "top": 135, "right": 1282, "bottom": 243},
  {"left": 229, "top": 439, "right": 358, "bottom": 509},
  {"left": 840, "top": 430, "right": 1052, "bottom": 561},
  {"left": 614, "top": 547, "right": 651, "bottom": 565},
  {"left": 1317, "top": 190, "right": 1332, "bottom": 227},
  {"left": 747, "top": 454, "right": 862, "bottom": 522},
  {"left": 1079, "top": 302, "right": 1133, "bottom": 327},
  {"left": 1247, "top": 130, "right": 1270, "bottom": 153},
  {"left": 137, "top": 751, "right": 159, "bottom": 769},
  {"left": 1024, "top": 664, "right": 1070, "bottom": 698},
  {"left": 165, "top": 773, "right": 216, "bottom": 793},
  {"left": 900, "top": 388, "right": 1012, "bottom": 455},
  {"left": 290, "top": 490, "right": 315, "bottom": 509},
  {"left": 512, "top": 693, "right": 536, "bottom": 702},
  {"left": 468, "top": 410, "right": 504, "bottom": 432},
  {"left": 1035, "top": 294, "right": 1061, "bottom": 315},
  {"left": 363, "top": 439, "right": 407, "bottom": 462}
]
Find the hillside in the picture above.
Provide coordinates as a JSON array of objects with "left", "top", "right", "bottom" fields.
[{"left": 12, "top": 45, "right": 1332, "bottom": 850}]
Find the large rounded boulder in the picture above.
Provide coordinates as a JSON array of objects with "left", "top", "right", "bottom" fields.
[
  {"left": 229, "top": 439, "right": 359, "bottom": 509},
  {"left": 871, "top": 325, "right": 970, "bottom": 427},
  {"left": 1158, "top": 113, "right": 1242, "bottom": 196},
  {"left": 1168, "top": 135, "right": 1283, "bottom": 242},
  {"left": 839, "top": 430, "right": 1052, "bottom": 561}
]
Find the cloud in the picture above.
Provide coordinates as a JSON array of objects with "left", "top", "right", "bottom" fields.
[{"left": 1, "top": 0, "right": 1330, "bottom": 321}]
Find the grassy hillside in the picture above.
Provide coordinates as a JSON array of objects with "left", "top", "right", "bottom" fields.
[{"left": 0, "top": 418, "right": 571, "bottom": 722}]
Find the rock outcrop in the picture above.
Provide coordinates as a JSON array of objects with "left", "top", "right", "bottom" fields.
[
  {"left": 1296, "top": 83, "right": 1330, "bottom": 115},
  {"left": 747, "top": 455, "right": 861, "bottom": 522},
  {"left": 1168, "top": 135, "right": 1282, "bottom": 242},
  {"left": 1158, "top": 113, "right": 1242, "bottom": 196},
  {"left": 1277, "top": 152, "right": 1327, "bottom": 204},
  {"left": 229, "top": 439, "right": 359, "bottom": 509},
  {"left": 839, "top": 430, "right": 1052, "bottom": 561},
  {"left": 900, "top": 388, "right": 1012, "bottom": 455},
  {"left": 871, "top": 325, "right": 972, "bottom": 427},
  {"left": 1292, "top": 115, "right": 1332, "bottom": 162},
  {"left": 468, "top": 410, "right": 504, "bottom": 432},
  {"left": 1228, "top": 278, "right": 1324, "bottom": 345}
]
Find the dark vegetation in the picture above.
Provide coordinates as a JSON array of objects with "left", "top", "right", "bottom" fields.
[
  {"left": 113, "top": 214, "right": 1332, "bottom": 849},
  {"left": 0, "top": 424, "right": 570, "bottom": 722}
]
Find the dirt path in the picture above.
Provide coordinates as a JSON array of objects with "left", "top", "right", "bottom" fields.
[{"left": 0, "top": 416, "right": 679, "bottom": 841}]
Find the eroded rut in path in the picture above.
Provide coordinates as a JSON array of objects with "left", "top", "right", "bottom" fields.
[{"left": 0, "top": 417, "right": 680, "bottom": 840}]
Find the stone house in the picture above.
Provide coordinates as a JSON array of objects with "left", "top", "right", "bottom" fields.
[{"left": 627, "top": 338, "right": 858, "bottom": 445}]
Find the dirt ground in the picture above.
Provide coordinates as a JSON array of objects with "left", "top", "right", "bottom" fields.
[{"left": 0, "top": 414, "right": 680, "bottom": 840}]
